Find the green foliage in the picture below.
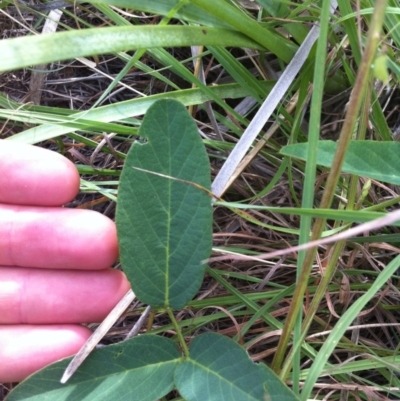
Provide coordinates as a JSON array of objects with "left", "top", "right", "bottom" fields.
[
  {"left": 2, "top": 0, "right": 400, "bottom": 399},
  {"left": 372, "top": 53, "right": 390, "bottom": 84},
  {"left": 0, "top": 26, "right": 262, "bottom": 72},
  {"left": 91, "top": 0, "right": 297, "bottom": 61},
  {"left": 2, "top": 82, "right": 274, "bottom": 145},
  {"left": 116, "top": 99, "right": 212, "bottom": 309},
  {"left": 6, "top": 100, "right": 298, "bottom": 401},
  {"left": 175, "top": 333, "right": 299, "bottom": 401},
  {"left": 6, "top": 335, "right": 181, "bottom": 401},
  {"left": 281, "top": 141, "right": 400, "bottom": 185}
]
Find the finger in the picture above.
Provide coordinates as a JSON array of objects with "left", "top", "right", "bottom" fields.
[
  {"left": 0, "top": 204, "right": 118, "bottom": 270},
  {"left": 0, "top": 267, "right": 131, "bottom": 324},
  {"left": 0, "top": 324, "right": 92, "bottom": 382},
  {"left": 0, "top": 139, "right": 80, "bottom": 206}
]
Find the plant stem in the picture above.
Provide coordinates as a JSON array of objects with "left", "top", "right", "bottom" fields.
[
  {"left": 167, "top": 308, "right": 190, "bottom": 358},
  {"left": 272, "top": 0, "right": 334, "bottom": 373},
  {"left": 271, "top": 0, "right": 389, "bottom": 373},
  {"left": 280, "top": 38, "right": 375, "bottom": 380}
]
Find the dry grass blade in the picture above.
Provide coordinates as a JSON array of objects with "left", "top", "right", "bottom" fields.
[
  {"left": 221, "top": 89, "right": 304, "bottom": 191},
  {"left": 209, "top": 208, "right": 400, "bottom": 263},
  {"left": 27, "top": 9, "right": 63, "bottom": 105},
  {"left": 211, "top": 1, "right": 336, "bottom": 197},
  {"left": 60, "top": 289, "right": 135, "bottom": 384}
]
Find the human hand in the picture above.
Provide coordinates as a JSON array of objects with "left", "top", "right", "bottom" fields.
[{"left": 0, "top": 140, "right": 130, "bottom": 383}]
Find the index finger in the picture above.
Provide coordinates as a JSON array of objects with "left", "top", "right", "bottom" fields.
[{"left": 0, "top": 140, "right": 79, "bottom": 206}]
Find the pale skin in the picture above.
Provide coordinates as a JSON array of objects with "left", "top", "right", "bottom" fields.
[{"left": 0, "top": 140, "right": 131, "bottom": 383}]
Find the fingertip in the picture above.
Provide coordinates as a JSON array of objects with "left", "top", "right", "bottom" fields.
[
  {"left": 0, "top": 140, "right": 80, "bottom": 206},
  {"left": 64, "top": 209, "right": 119, "bottom": 270},
  {"left": 0, "top": 325, "right": 92, "bottom": 383},
  {"left": 0, "top": 267, "right": 131, "bottom": 324},
  {"left": 0, "top": 206, "right": 119, "bottom": 270}
]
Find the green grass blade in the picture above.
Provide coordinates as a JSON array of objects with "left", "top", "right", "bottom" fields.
[
  {"left": 272, "top": 0, "right": 336, "bottom": 376},
  {"left": 189, "top": 0, "right": 297, "bottom": 62},
  {"left": 300, "top": 254, "right": 400, "bottom": 400},
  {"left": 0, "top": 26, "right": 262, "bottom": 73},
  {"left": 5, "top": 82, "right": 274, "bottom": 144},
  {"left": 90, "top": 0, "right": 233, "bottom": 28}
]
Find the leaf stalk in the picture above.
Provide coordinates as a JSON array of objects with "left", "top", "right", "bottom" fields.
[{"left": 167, "top": 308, "right": 190, "bottom": 358}]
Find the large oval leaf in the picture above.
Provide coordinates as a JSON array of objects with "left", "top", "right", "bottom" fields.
[
  {"left": 281, "top": 140, "right": 400, "bottom": 185},
  {"left": 6, "top": 335, "right": 181, "bottom": 401},
  {"left": 175, "top": 333, "right": 299, "bottom": 401},
  {"left": 116, "top": 99, "right": 213, "bottom": 309}
]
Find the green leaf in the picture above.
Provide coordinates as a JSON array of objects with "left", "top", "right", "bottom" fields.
[
  {"left": 387, "top": 56, "right": 400, "bottom": 80},
  {"left": 0, "top": 26, "right": 262, "bottom": 73},
  {"left": 116, "top": 99, "right": 213, "bottom": 309},
  {"left": 372, "top": 53, "right": 389, "bottom": 84},
  {"left": 6, "top": 335, "right": 181, "bottom": 401},
  {"left": 90, "top": 0, "right": 233, "bottom": 28},
  {"left": 91, "top": 0, "right": 297, "bottom": 62},
  {"left": 254, "top": 0, "right": 284, "bottom": 16},
  {"left": 189, "top": 0, "right": 296, "bottom": 62},
  {"left": 281, "top": 140, "right": 400, "bottom": 185},
  {"left": 6, "top": 81, "right": 274, "bottom": 145},
  {"left": 175, "top": 333, "right": 299, "bottom": 401}
]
